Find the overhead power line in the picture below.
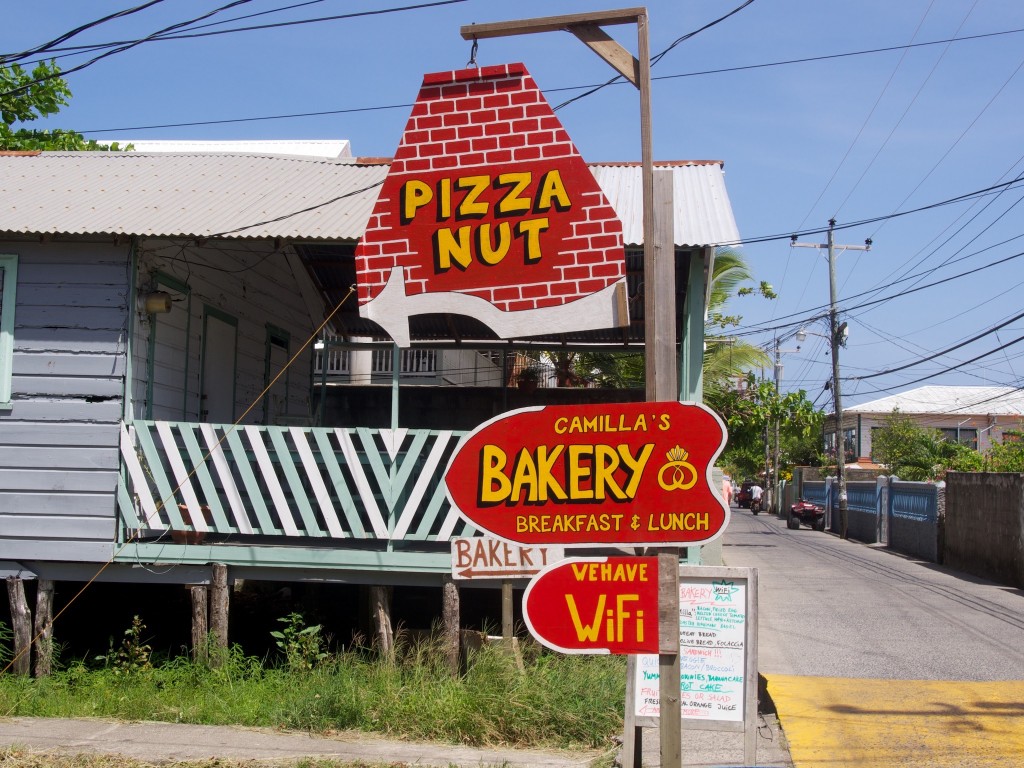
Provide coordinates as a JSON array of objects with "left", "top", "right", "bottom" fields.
[
  {"left": 723, "top": 177, "right": 1024, "bottom": 248},
  {"left": 848, "top": 332, "right": 1024, "bottom": 396},
  {"left": 553, "top": 0, "right": 758, "bottom": 111},
  {"left": 1, "top": 0, "right": 468, "bottom": 98},
  {"left": 0, "top": 0, "right": 167, "bottom": 64},
  {"left": 48, "top": 25, "right": 1023, "bottom": 135},
  {"left": 730, "top": 243, "right": 1024, "bottom": 339},
  {"left": 0, "top": 0, "right": 255, "bottom": 99},
  {"left": 850, "top": 308, "right": 1024, "bottom": 381},
  {"left": 6, "top": 0, "right": 469, "bottom": 64}
]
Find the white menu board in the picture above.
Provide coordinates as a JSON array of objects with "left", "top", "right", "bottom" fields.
[{"left": 633, "top": 572, "right": 752, "bottom": 723}]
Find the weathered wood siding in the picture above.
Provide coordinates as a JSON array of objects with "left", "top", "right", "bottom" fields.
[
  {"left": 0, "top": 239, "right": 129, "bottom": 562},
  {"left": 1, "top": 237, "right": 322, "bottom": 566},
  {"left": 131, "top": 241, "right": 319, "bottom": 425}
]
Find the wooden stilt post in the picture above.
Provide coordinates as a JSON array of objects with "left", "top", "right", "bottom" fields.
[
  {"left": 190, "top": 585, "right": 209, "bottom": 662},
  {"left": 501, "top": 580, "right": 514, "bottom": 643},
  {"left": 32, "top": 579, "right": 54, "bottom": 678},
  {"left": 209, "top": 564, "right": 229, "bottom": 665},
  {"left": 370, "top": 585, "right": 394, "bottom": 658},
  {"left": 5, "top": 577, "right": 31, "bottom": 676},
  {"left": 441, "top": 576, "right": 460, "bottom": 675}
]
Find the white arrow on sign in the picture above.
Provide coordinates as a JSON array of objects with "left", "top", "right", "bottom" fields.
[{"left": 451, "top": 537, "right": 565, "bottom": 580}]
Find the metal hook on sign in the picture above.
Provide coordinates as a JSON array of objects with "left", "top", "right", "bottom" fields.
[{"left": 466, "top": 37, "right": 478, "bottom": 68}]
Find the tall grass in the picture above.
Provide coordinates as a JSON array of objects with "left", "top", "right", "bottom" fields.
[{"left": 0, "top": 625, "right": 626, "bottom": 752}]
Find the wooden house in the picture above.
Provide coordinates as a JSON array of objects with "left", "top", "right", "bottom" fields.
[{"left": 0, "top": 147, "right": 740, "bottom": 655}]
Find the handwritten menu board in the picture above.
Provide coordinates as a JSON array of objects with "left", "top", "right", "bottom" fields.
[{"left": 633, "top": 576, "right": 749, "bottom": 722}]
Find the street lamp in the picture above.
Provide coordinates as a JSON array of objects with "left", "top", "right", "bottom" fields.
[{"left": 771, "top": 333, "right": 803, "bottom": 514}]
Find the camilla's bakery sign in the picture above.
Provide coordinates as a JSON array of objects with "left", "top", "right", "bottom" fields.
[
  {"left": 444, "top": 402, "right": 730, "bottom": 547},
  {"left": 355, "top": 63, "right": 627, "bottom": 346}
]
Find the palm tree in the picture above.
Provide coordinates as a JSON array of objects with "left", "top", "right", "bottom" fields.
[
  {"left": 568, "top": 247, "right": 770, "bottom": 394},
  {"left": 702, "top": 247, "right": 772, "bottom": 403}
]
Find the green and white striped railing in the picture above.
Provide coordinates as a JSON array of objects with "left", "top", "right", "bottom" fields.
[{"left": 117, "top": 420, "right": 474, "bottom": 544}]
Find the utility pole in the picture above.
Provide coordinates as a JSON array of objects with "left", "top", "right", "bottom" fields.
[
  {"left": 773, "top": 340, "right": 782, "bottom": 514},
  {"left": 791, "top": 220, "right": 870, "bottom": 539}
]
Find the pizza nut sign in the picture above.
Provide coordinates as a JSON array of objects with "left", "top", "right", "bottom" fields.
[{"left": 355, "top": 63, "right": 627, "bottom": 347}]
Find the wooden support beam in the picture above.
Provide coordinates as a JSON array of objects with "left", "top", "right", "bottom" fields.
[
  {"left": 370, "top": 585, "right": 394, "bottom": 658},
  {"left": 460, "top": 8, "right": 644, "bottom": 39},
  {"left": 210, "top": 564, "right": 229, "bottom": 665},
  {"left": 191, "top": 585, "right": 209, "bottom": 663},
  {"left": 501, "top": 581, "right": 514, "bottom": 643},
  {"left": 32, "top": 579, "right": 54, "bottom": 678},
  {"left": 567, "top": 24, "right": 638, "bottom": 85},
  {"left": 442, "top": 577, "right": 460, "bottom": 675},
  {"left": 5, "top": 577, "right": 31, "bottom": 676}
]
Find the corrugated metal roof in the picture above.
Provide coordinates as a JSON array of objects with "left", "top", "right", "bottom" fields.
[
  {"left": 0, "top": 153, "right": 740, "bottom": 246},
  {"left": 98, "top": 139, "right": 353, "bottom": 159},
  {"left": 847, "top": 385, "right": 1024, "bottom": 416},
  {"left": 590, "top": 161, "right": 740, "bottom": 247},
  {"left": 0, "top": 152, "right": 387, "bottom": 240}
]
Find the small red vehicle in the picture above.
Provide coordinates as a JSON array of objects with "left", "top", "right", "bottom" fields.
[{"left": 787, "top": 499, "right": 826, "bottom": 531}]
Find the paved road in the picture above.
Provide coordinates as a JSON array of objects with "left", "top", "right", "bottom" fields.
[{"left": 720, "top": 508, "right": 1024, "bottom": 767}]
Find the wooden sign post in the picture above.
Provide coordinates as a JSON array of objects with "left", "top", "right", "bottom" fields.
[{"left": 658, "top": 553, "right": 681, "bottom": 765}]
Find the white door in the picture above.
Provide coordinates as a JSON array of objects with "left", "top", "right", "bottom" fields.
[
  {"left": 264, "top": 327, "right": 289, "bottom": 423},
  {"left": 149, "top": 280, "right": 191, "bottom": 420},
  {"left": 201, "top": 309, "right": 237, "bottom": 423}
]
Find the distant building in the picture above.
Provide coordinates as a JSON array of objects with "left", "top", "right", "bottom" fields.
[{"left": 824, "top": 385, "right": 1024, "bottom": 462}]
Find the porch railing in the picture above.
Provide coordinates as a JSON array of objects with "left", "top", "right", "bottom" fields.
[
  {"left": 117, "top": 420, "right": 473, "bottom": 544},
  {"left": 312, "top": 339, "right": 438, "bottom": 379}
]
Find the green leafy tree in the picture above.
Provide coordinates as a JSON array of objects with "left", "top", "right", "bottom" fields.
[
  {"left": 783, "top": 423, "right": 827, "bottom": 472},
  {"left": 984, "top": 429, "right": 1024, "bottom": 472},
  {"left": 871, "top": 409, "right": 948, "bottom": 481},
  {"left": 1, "top": 60, "right": 128, "bottom": 151},
  {"left": 715, "top": 377, "right": 822, "bottom": 480}
]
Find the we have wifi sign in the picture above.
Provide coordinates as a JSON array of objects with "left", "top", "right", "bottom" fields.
[{"left": 523, "top": 556, "right": 660, "bottom": 655}]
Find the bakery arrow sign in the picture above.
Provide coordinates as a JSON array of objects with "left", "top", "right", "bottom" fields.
[
  {"left": 444, "top": 401, "right": 730, "bottom": 548},
  {"left": 354, "top": 63, "right": 628, "bottom": 346}
]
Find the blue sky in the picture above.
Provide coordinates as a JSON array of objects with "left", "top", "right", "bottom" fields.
[{"left": 5, "top": 0, "right": 1024, "bottom": 409}]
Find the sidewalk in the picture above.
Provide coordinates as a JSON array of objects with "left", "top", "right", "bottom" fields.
[
  {"left": 0, "top": 712, "right": 793, "bottom": 767},
  {"left": 635, "top": 712, "right": 793, "bottom": 767},
  {"left": 0, "top": 716, "right": 598, "bottom": 768}
]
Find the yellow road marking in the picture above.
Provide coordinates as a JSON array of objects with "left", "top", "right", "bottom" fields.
[{"left": 766, "top": 674, "right": 1024, "bottom": 767}]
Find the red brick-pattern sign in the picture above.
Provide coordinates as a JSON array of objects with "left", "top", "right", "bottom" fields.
[{"left": 355, "top": 63, "right": 627, "bottom": 346}]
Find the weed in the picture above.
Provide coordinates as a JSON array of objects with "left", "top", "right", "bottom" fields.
[
  {"left": 270, "top": 613, "right": 329, "bottom": 672},
  {"left": 0, "top": 620, "right": 11, "bottom": 668},
  {"left": 95, "top": 616, "right": 153, "bottom": 675}
]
